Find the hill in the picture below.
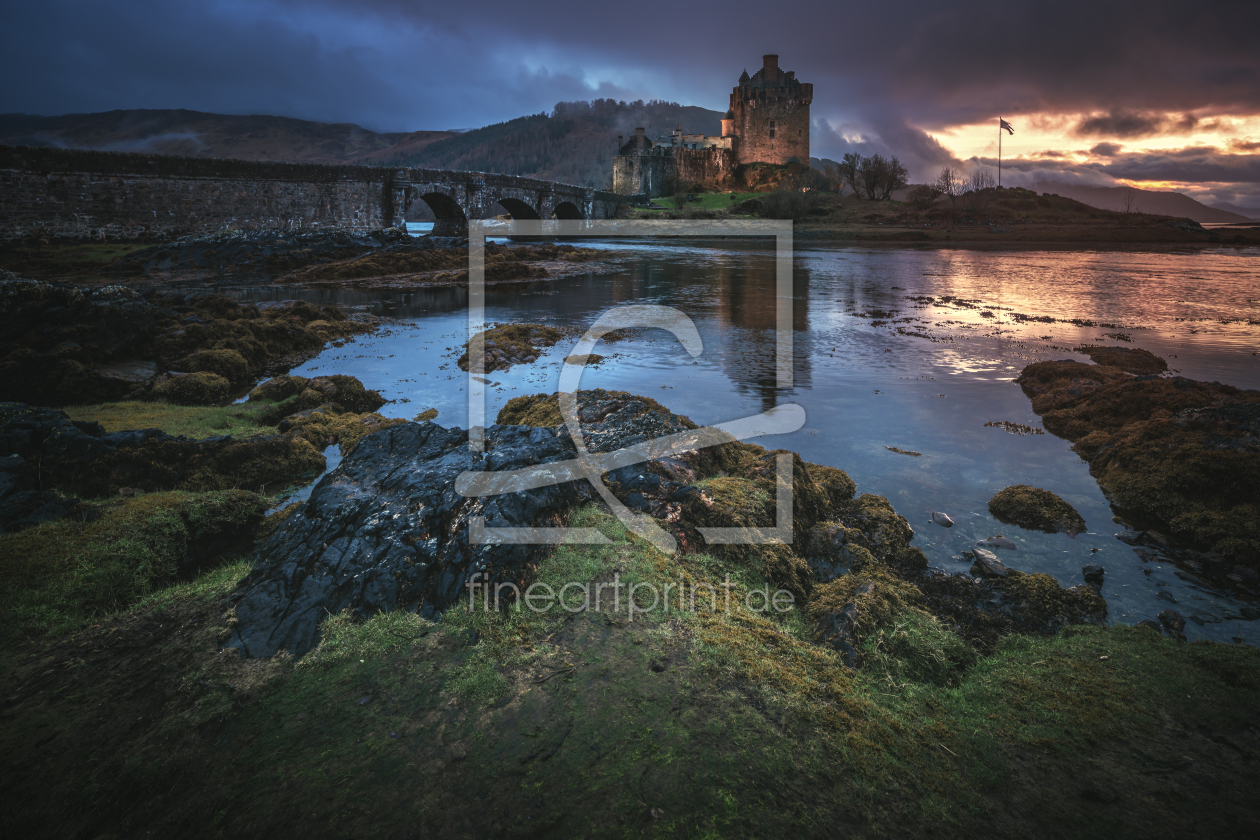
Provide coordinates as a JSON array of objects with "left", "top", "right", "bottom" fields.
[
  {"left": 1029, "top": 182, "right": 1252, "bottom": 224},
  {"left": 0, "top": 109, "right": 440, "bottom": 165},
  {"left": 0, "top": 101, "right": 725, "bottom": 190},
  {"left": 364, "top": 99, "right": 724, "bottom": 188},
  {"left": 1209, "top": 201, "right": 1260, "bottom": 221}
]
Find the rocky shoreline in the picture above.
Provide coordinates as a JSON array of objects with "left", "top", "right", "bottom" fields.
[
  {"left": 1015, "top": 351, "right": 1260, "bottom": 571},
  {"left": 225, "top": 389, "right": 1107, "bottom": 660}
]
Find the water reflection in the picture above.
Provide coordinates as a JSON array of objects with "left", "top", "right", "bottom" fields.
[{"left": 219, "top": 240, "right": 1259, "bottom": 645}]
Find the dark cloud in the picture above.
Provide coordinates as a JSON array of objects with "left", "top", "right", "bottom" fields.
[
  {"left": 1089, "top": 142, "right": 1124, "bottom": 157},
  {"left": 975, "top": 146, "right": 1260, "bottom": 207},
  {"left": 2, "top": 0, "right": 1259, "bottom": 194},
  {"left": 1100, "top": 146, "right": 1260, "bottom": 184},
  {"left": 1230, "top": 139, "right": 1260, "bottom": 152},
  {"left": 1073, "top": 110, "right": 1198, "bottom": 139}
]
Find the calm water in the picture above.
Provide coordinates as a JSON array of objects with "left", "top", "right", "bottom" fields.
[{"left": 228, "top": 241, "right": 1260, "bottom": 644}]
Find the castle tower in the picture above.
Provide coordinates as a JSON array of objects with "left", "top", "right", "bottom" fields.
[{"left": 729, "top": 54, "right": 812, "bottom": 166}]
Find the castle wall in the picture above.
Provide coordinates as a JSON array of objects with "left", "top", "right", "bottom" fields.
[
  {"left": 732, "top": 96, "right": 811, "bottom": 166},
  {"left": 673, "top": 148, "right": 737, "bottom": 191},
  {"left": 613, "top": 153, "right": 674, "bottom": 197}
]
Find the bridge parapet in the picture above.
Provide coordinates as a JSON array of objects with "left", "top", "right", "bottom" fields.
[{"left": 0, "top": 145, "right": 636, "bottom": 241}]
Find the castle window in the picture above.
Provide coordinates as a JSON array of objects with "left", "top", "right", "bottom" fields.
[{"left": 769, "top": 130, "right": 775, "bottom": 138}]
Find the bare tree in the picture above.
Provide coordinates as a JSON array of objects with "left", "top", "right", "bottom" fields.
[
  {"left": 840, "top": 152, "right": 863, "bottom": 198},
  {"left": 1122, "top": 186, "right": 1140, "bottom": 214},
  {"left": 880, "top": 156, "right": 910, "bottom": 200},
  {"left": 907, "top": 183, "right": 942, "bottom": 210},
  {"left": 934, "top": 167, "right": 965, "bottom": 210},
  {"left": 965, "top": 169, "right": 996, "bottom": 212},
  {"left": 969, "top": 169, "right": 996, "bottom": 193}
]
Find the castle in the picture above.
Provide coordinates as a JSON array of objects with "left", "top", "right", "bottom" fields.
[{"left": 612, "top": 54, "right": 813, "bottom": 197}]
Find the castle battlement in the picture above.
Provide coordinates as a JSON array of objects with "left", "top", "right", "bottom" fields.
[{"left": 613, "top": 54, "right": 811, "bottom": 197}]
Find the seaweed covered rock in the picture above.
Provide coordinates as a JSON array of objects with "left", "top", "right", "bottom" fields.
[
  {"left": 109, "top": 227, "right": 410, "bottom": 278},
  {"left": 254, "top": 374, "right": 387, "bottom": 423},
  {"left": 988, "top": 485, "right": 1087, "bottom": 535},
  {"left": 175, "top": 348, "right": 251, "bottom": 386},
  {"left": 248, "top": 374, "right": 308, "bottom": 402},
  {"left": 0, "top": 402, "right": 324, "bottom": 519},
  {"left": 0, "top": 273, "right": 375, "bottom": 406},
  {"left": 1074, "top": 345, "right": 1168, "bottom": 375},
  {"left": 1017, "top": 359, "right": 1260, "bottom": 565},
  {"left": 459, "top": 323, "right": 565, "bottom": 373},
  {"left": 0, "top": 275, "right": 164, "bottom": 404},
  {"left": 276, "top": 241, "right": 603, "bottom": 289},
  {"left": 152, "top": 372, "right": 231, "bottom": 406},
  {"left": 278, "top": 406, "right": 407, "bottom": 455}
]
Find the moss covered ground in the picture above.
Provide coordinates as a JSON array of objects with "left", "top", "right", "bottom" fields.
[
  {"left": 0, "top": 489, "right": 270, "bottom": 644},
  {"left": 3, "top": 503, "right": 1258, "bottom": 838},
  {"left": 62, "top": 399, "right": 284, "bottom": 439}
]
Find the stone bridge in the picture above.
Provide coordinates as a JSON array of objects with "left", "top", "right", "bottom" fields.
[{"left": 0, "top": 145, "right": 635, "bottom": 241}]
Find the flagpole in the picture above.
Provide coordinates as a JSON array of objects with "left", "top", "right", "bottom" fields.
[{"left": 998, "top": 117, "right": 1002, "bottom": 188}]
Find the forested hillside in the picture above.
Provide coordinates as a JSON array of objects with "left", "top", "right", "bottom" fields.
[{"left": 362, "top": 100, "right": 724, "bottom": 188}]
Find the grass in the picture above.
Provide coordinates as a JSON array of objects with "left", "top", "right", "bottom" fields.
[
  {"left": 62, "top": 400, "right": 285, "bottom": 439},
  {"left": 641, "top": 191, "right": 761, "bottom": 212},
  {"left": 0, "top": 489, "right": 269, "bottom": 643},
  {"left": 2, "top": 503, "right": 1259, "bottom": 838}
]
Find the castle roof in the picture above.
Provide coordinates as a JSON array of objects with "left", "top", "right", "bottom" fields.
[
  {"left": 724, "top": 110, "right": 734, "bottom": 119},
  {"left": 739, "top": 69, "right": 750, "bottom": 83}
]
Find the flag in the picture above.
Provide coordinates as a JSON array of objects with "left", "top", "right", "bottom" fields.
[{"left": 1000, "top": 118, "right": 1015, "bottom": 135}]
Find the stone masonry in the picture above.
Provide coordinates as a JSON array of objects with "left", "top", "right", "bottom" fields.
[{"left": 0, "top": 146, "right": 631, "bottom": 241}]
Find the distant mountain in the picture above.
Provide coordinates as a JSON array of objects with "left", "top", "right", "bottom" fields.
[
  {"left": 0, "top": 101, "right": 725, "bottom": 190},
  {"left": 367, "top": 100, "right": 725, "bottom": 188},
  {"left": 1030, "top": 182, "right": 1253, "bottom": 224},
  {"left": 1209, "top": 201, "right": 1260, "bottom": 222},
  {"left": 0, "top": 109, "right": 440, "bottom": 165}
]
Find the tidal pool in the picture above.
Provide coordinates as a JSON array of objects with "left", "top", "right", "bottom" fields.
[{"left": 226, "top": 240, "right": 1260, "bottom": 643}]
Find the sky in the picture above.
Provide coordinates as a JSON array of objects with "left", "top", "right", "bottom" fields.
[{"left": 2, "top": 0, "right": 1258, "bottom": 208}]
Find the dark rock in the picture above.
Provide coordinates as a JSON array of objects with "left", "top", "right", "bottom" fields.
[
  {"left": 1156, "top": 590, "right": 1177, "bottom": 603},
  {"left": 1137, "top": 619, "right": 1163, "bottom": 632},
  {"left": 1158, "top": 609, "right": 1186, "bottom": 632},
  {"left": 970, "top": 548, "right": 1008, "bottom": 578},
  {"left": 1082, "top": 564, "right": 1106, "bottom": 585},
  {"left": 1158, "top": 609, "right": 1187, "bottom": 640},
  {"left": 1240, "top": 607, "right": 1260, "bottom": 620},
  {"left": 977, "top": 535, "right": 1017, "bottom": 550},
  {"left": 1187, "top": 615, "right": 1205, "bottom": 626},
  {"left": 224, "top": 391, "right": 707, "bottom": 659},
  {"left": 1116, "top": 530, "right": 1143, "bottom": 545}
]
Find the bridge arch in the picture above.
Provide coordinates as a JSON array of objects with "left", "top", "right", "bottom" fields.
[
  {"left": 552, "top": 201, "right": 583, "bottom": 220},
  {"left": 492, "top": 197, "right": 543, "bottom": 221},
  {"left": 418, "top": 191, "right": 468, "bottom": 236}
]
